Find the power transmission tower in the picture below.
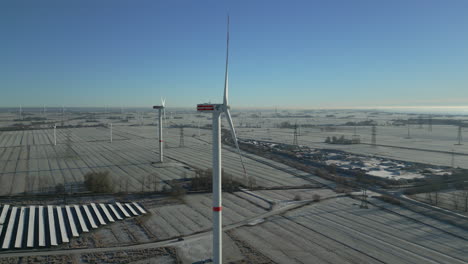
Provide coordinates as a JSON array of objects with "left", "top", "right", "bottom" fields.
[
  {"left": 455, "top": 125, "right": 463, "bottom": 145},
  {"left": 451, "top": 149, "right": 455, "bottom": 168},
  {"left": 360, "top": 188, "right": 369, "bottom": 209},
  {"left": 405, "top": 122, "right": 411, "bottom": 139},
  {"left": 428, "top": 115, "right": 432, "bottom": 132},
  {"left": 371, "top": 125, "right": 377, "bottom": 145},
  {"left": 179, "top": 127, "right": 185, "bottom": 147},
  {"left": 293, "top": 122, "right": 299, "bottom": 146},
  {"left": 352, "top": 126, "right": 361, "bottom": 144}
]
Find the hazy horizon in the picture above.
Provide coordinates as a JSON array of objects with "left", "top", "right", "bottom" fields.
[{"left": 2, "top": 105, "right": 468, "bottom": 116}]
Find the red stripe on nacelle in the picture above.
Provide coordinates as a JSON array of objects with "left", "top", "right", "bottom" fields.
[
  {"left": 212, "top": 207, "right": 222, "bottom": 212},
  {"left": 197, "top": 104, "right": 215, "bottom": 111}
]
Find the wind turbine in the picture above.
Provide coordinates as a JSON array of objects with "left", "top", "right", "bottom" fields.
[
  {"left": 53, "top": 124, "right": 57, "bottom": 146},
  {"left": 196, "top": 16, "right": 246, "bottom": 264},
  {"left": 153, "top": 98, "right": 166, "bottom": 162}
]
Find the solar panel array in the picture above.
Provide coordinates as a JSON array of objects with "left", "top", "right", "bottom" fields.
[{"left": 0, "top": 202, "right": 147, "bottom": 250}]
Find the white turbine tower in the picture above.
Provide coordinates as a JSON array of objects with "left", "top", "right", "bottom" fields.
[
  {"left": 196, "top": 16, "right": 246, "bottom": 264},
  {"left": 153, "top": 98, "right": 166, "bottom": 162},
  {"left": 53, "top": 124, "right": 57, "bottom": 146}
]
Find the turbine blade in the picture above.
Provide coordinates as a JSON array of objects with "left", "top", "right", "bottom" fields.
[
  {"left": 223, "top": 15, "right": 230, "bottom": 106},
  {"left": 225, "top": 109, "right": 247, "bottom": 177},
  {"left": 163, "top": 108, "right": 166, "bottom": 129}
]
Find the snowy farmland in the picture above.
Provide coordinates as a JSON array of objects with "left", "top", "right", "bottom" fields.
[
  {"left": 0, "top": 109, "right": 467, "bottom": 263},
  {"left": 228, "top": 196, "right": 468, "bottom": 264},
  {"left": 2, "top": 189, "right": 466, "bottom": 264},
  {"left": 0, "top": 124, "right": 314, "bottom": 196}
]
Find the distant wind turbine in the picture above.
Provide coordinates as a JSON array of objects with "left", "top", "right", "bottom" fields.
[
  {"left": 53, "top": 124, "right": 57, "bottom": 146},
  {"left": 153, "top": 98, "right": 166, "bottom": 162}
]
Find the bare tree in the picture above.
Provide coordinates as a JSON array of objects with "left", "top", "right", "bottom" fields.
[
  {"left": 84, "top": 171, "right": 113, "bottom": 193},
  {"left": 429, "top": 177, "right": 444, "bottom": 206},
  {"left": 451, "top": 192, "right": 460, "bottom": 210},
  {"left": 55, "top": 183, "right": 65, "bottom": 194},
  {"left": 41, "top": 176, "right": 50, "bottom": 193},
  {"left": 434, "top": 191, "right": 439, "bottom": 206},
  {"left": 462, "top": 190, "right": 468, "bottom": 212},
  {"left": 426, "top": 192, "right": 433, "bottom": 205},
  {"left": 145, "top": 174, "right": 152, "bottom": 192},
  {"left": 248, "top": 176, "right": 256, "bottom": 189},
  {"left": 25, "top": 174, "right": 31, "bottom": 194},
  {"left": 152, "top": 173, "right": 159, "bottom": 191},
  {"left": 119, "top": 176, "right": 124, "bottom": 192},
  {"left": 313, "top": 194, "right": 321, "bottom": 202}
]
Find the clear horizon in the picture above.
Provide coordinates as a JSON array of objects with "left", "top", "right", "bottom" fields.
[{"left": 1, "top": 0, "right": 467, "bottom": 108}]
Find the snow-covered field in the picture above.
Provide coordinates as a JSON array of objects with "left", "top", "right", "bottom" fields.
[
  {"left": 0, "top": 124, "right": 312, "bottom": 196},
  {"left": 0, "top": 109, "right": 465, "bottom": 194},
  {"left": 0, "top": 109, "right": 467, "bottom": 263},
  {"left": 230, "top": 196, "right": 468, "bottom": 264}
]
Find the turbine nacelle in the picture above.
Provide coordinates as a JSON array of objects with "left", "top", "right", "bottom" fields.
[{"left": 153, "top": 97, "right": 166, "bottom": 109}]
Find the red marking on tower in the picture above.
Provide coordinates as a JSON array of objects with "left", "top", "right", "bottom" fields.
[{"left": 212, "top": 207, "right": 222, "bottom": 212}]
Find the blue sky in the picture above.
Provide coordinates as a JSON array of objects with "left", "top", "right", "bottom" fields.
[{"left": 1, "top": 0, "right": 467, "bottom": 109}]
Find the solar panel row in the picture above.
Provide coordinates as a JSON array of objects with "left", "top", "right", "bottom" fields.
[{"left": 0, "top": 202, "right": 146, "bottom": 250}]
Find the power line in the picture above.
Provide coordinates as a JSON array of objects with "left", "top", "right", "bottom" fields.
[
  {"left": 451, "top": 149, "right": 455, "bottom": 168},
  {"left": 371, "top": 125, "right": 377, "bottom": 145}
]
